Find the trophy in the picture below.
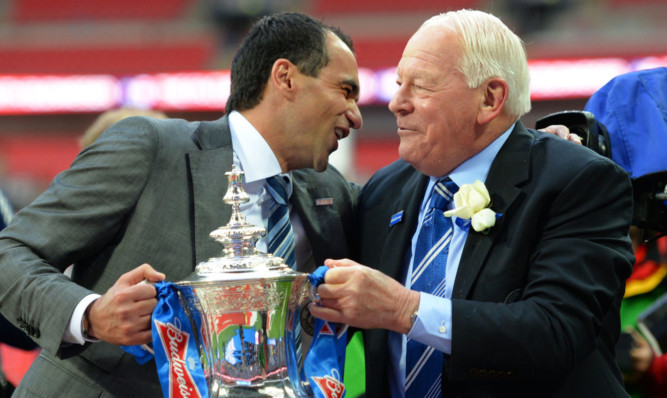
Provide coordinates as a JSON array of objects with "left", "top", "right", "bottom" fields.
[{"left": 172, "top": 166, "right": 316, "bottom": 397}]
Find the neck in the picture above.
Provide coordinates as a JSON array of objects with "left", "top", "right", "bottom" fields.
[{"left": 240, "top": 107, "right": 290, "bottom": 173}]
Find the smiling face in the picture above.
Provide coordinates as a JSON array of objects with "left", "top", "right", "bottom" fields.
[
  {"left": 290, "top": 31, "right": 362, "bottom": 172},
  {"left": 389, "top": 24, "right": 486, "bottom": 177}
]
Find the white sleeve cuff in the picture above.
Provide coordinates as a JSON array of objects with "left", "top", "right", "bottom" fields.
[
  {"left": 407, "top": 292, "right": 453, "bottom": 354},
  {"left": 63, "top": 293, "right": 102, "bottom": 345}
]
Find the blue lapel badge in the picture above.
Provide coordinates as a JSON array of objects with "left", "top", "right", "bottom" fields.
[
  {"left": 315, "top": 198, "right": 334, "bottom": 206},
  {"left": 390, "top": 211, "right": 404, "bottom": 226}
]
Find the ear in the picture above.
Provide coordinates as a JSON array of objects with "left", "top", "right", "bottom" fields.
[
  {"left": 477, "top": 77, "right": 508, "bottom": 125},
  {"left": 270, "top": 58, "right": 297, "bottom": 100}
]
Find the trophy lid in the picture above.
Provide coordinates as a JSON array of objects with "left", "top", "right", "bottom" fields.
[{"left": 177, "top": 166, "right": 301, "bottom": 286}]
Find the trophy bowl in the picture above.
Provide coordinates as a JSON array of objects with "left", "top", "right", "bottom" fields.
[{"left": 172, "top": 166, "right": 315, "bottom": 397}]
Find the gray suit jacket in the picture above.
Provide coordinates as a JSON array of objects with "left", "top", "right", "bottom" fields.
[{"left": 0, "top": 115, "right": 358, "bottom": 397}]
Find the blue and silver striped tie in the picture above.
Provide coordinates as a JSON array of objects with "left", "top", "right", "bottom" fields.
[
  {"left": 265, "top": 175, "right": 302, "bottom": 365},
  {"left": 266, "top": 175, "right": 296, "bottom": 269},
  {"left": 406, "top": 178, "right": 458, "bottom": 398}
]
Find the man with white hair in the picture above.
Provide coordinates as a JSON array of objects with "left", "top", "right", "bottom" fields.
[{"left": 311, "top": 9, "right": 634, "bottom": 397}]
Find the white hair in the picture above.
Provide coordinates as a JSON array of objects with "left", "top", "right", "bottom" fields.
[{"left": 421, "top": 9, "right": 532, "bottom": 118}]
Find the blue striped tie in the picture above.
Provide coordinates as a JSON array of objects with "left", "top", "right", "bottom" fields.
[
  {"left": 406, "top": 178, "right": 458, "bottom": 398},
  {"left": 266, "top": 175, "right": 296, "bottom": 269},
  {"left": 266, "top": 175, "right": 302, "bottom": 365}
]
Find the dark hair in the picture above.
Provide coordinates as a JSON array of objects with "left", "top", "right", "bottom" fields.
[{"left": 225, "top": 12, "right": 354, "bottom": 113}]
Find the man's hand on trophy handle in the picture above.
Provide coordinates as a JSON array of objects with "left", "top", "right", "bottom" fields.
[
  {"left": 87, "top": 263, "right": 165, "bottom": 345},
  {"left": 311, "top": 259, "right": 419, "bottom": 334}
]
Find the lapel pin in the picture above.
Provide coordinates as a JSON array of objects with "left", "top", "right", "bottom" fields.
[
  {"left": 315, "top": 198, "right": 334, "bottom": 206},
  {"left": 390, "top": 210, "right": 404, "bottom": 227}
]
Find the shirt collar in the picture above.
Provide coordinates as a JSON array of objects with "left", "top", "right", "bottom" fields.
[
  {"left": 438, "top": 123, "right": 514, "bottom": 187},
  {"left": 228, "top": 111, "right": 287, "bottom": 183},
  {"left": 423, "top": 123, "right": 515, "bottom": 209}
]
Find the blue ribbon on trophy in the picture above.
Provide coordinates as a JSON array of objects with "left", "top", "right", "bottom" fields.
[
  {"left": 122, "top": 281, "right": 208, "bottom": 398},
  {"left": 303, "top": 265, "right": 348, "bottom": 398},
  {"left": 122, "top": 265, "right": 348, "bottom": 398}
]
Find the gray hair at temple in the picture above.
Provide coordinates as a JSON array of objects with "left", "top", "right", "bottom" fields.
[{"left": 421, "top": 9, "right": 532, "bottom": 119}]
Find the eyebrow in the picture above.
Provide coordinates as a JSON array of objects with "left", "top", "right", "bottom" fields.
[{"left": 343, "top": 78, "right": 360, "bottom": 98}]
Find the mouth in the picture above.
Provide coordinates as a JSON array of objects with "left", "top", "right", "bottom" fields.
[
  {"left": 397, "top": 124, "right": 417, "bottom": 134},
  {"left": 334, "top": 127, "right": 349, "bottom": 140}
]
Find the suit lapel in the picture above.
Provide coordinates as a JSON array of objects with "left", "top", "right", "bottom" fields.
[
  {"left": 379, "top": 171, "right": 428, "bottom": 281},
  {"left": 292, "top": 177, "right": 325, "bottom": 270},
  {"left": 291, "top": 173, "right": 352, "bottom": 271},
  {"left": 452, "top": 122, "right": 534, "bottom": 299},
  {"left": 188, "top": 117, "right": 234, "bottom": 266}
]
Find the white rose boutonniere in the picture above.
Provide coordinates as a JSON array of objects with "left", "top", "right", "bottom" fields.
[{"left": 444, "top": 180, "right": 500, "bottom": 233}]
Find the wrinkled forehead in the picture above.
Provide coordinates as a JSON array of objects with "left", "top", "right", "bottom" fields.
[{"left": 399, "top": 25, "right": 461, "bottom": 71}]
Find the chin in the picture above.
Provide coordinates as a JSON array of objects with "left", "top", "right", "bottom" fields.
[
  {"left": 312, "top": 159, "right": 329, "bottom": 172},
  {"left": 398, "top": 147, "right": 416, "bottom": 166}
]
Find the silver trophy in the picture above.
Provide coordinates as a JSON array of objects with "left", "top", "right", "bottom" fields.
[{"left": 173, "top": 166, "right": 316, "bottom": 397}]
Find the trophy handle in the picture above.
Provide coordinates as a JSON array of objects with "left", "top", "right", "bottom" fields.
[{"left": 284, "top": 276, "right": 323, "bottom": 397}]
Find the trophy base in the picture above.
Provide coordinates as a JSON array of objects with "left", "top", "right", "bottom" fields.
[{"left": 208, "top": 377, "right": 311, "bottom": 397}]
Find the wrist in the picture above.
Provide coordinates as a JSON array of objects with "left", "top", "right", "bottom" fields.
[
  {"left": 82, "top": 301, "right": 96, "bottom": 340},
  {"left": 402, "top": 290, "right": 421, "bottom": 334},
  {"left": 410, "top": 310, "right": 419, "bottom": 327}
]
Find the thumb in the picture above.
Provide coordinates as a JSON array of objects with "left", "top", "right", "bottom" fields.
[{"left": 120, "top": 263, "right": 166, "bottom": 286}]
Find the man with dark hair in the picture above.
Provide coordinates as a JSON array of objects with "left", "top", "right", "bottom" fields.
[
  {"left": 227, "top": 12, "right": 354, "bottom": 112},
  {"left": 0, "top": 12, "right": 361, "bottom": 397}
]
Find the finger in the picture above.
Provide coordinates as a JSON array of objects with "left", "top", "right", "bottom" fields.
[
  {"left": 317, "top": 296, "right": 343, "bottom": 308},
  {"left": 116, "top": 313, "right": 153, "bottom": 338},
  {"left": 322, "top": 266, "right": 354, "bottom": 285},
  {"left": 126, "top": 283, "right": 159, "bottom": 301},
  {"left": 138, "top": 263, "right": 166, "bottom": 283},
  {"left": 130, "top": 297, "right": 159, "bottom": 317},
  {"left": 539, "top": 124, "right": 569, "bottom": 139},
  {"left": 568, "top": 133, "right": 582, "bottom": 144},
  {"left": 323, "top": 258, "right": 359, "bottom": 268},
  {"left": 308, "top": 302, "right": 343, "bottom": 323},
  {"left": 135, "top": 312, "right": 154, "bottom": 330},
  {"left": 322, "top": 262, "right": 369, "bottom": 284},
  {"left": 120, "top": 263, "right": 166, "bottom": 286}
]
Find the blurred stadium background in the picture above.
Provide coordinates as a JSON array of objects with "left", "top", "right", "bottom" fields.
[{"left": 0, "top": 0, "right": 665, "bottom": 209}]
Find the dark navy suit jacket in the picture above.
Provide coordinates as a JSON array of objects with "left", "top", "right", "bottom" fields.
[{"left": 355, "top": 122, "right": 634, "bottom": 397}]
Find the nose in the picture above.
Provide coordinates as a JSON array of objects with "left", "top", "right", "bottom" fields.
[
  {"left": 388, "top": 85, "right": 411, "bottom": 115},
  {"left": 346, "top": 100, "right": 363, "bottom": 130}
]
